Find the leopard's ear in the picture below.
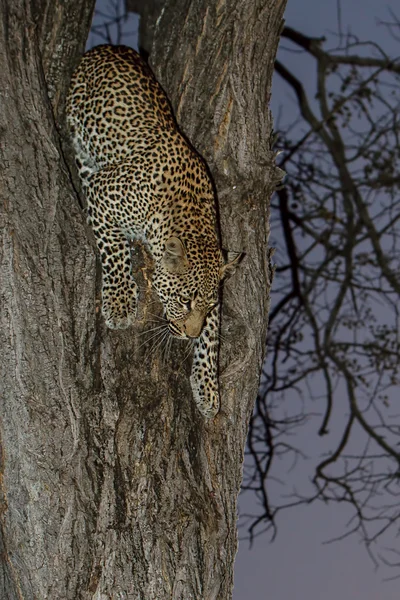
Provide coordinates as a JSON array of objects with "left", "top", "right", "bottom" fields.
[
  {"left": 162, "top": 237, "right": 189, "bottom": 274},
  {"left": 220, "top": 251, "right": 244, "bottom": 279}
]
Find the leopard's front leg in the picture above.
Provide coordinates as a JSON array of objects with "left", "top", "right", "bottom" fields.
[
  {"left": 86, "top": 190, "right": 138, "bottom": 330},
  {"left": 190, "top": 305, "right": 220, "bottom": 418}
]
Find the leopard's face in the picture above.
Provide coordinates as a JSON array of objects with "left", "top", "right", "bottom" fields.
[{"left": 152, "top": 238, "right": 222, "bottom": 339}]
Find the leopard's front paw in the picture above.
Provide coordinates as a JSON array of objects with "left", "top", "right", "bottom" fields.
[
  {"left": 190, "top": 373, "right": 220, "bottom": 419},
  {"left": 103, "top": 308, "right": 136, "bottom": 330},
  {"left": 102, "top": 283, "right": 138, "bottom": 330}
]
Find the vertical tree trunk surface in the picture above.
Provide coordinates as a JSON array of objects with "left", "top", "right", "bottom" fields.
[{"left": 0, "top": 1, "right": 286, "bottom": 598}]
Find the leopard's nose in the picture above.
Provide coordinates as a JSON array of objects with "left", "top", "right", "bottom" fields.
[{"left": 183, "top": 311, "right": 204, "bottom": 338}]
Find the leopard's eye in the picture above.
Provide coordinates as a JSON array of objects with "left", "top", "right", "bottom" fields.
[{"left": 179, "top": 295, "right": 192, "bottom": 311}]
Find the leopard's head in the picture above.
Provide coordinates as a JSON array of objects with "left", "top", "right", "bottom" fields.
[{"left": 152, "top": 236, "right": 241, "bottom": 339}]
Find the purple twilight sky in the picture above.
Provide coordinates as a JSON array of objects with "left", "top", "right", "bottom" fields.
[{"left": 234, "top": 1, "right": 400, "bottom": 599}]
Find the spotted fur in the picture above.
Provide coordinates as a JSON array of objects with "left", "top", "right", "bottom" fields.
[{"left": 66, "top": 45, "right": 240, "bottom": 418}]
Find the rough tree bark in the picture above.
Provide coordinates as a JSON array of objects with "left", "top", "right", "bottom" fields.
[{"left": 0, "top": 1, "right": 286, "bottom": 599}]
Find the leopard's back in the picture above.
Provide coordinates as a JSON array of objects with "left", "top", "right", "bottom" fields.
[{"left": 66, "top": 45, "right": 178, "bottom": 175}]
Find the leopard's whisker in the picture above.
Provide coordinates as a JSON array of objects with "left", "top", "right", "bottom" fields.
[
  {"left": 216, "top": 331, "right": 227, "bottom": 343},
  {"left": 179, "top": 339, "right": 194, "bottom": 367},
  {"left": 166, "top": 336, "right": 173, "bottom": 364},
  {"left": 137, "top": 323, "right": 168, "bottom": 337},
  {"left": 143, "top": 331, "right": 166, "bottom": 360},
  {"left": 160, "top": 333, "right": 172, "bottom": 365},
  {"left": 138, "top": 326, "right": 169, "bottom": 351},
  {"left": 146, "top": 328, "right": 169, "bottom": 346},
  {"left": 145, "top": 311, "right": 168, "bottom": 322},
  {"left": 151, "top": 328, "right": 170, "bottom": 358}
]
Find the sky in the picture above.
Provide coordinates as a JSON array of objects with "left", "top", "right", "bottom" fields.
[
  {"left": 234, "top": 2, "right": 400, "bottom": 599},
  {"left": 88, "top": 1, "right": 400, "bottom": 598}
]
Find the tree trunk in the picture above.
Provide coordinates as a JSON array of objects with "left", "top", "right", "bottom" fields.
[{"left": 0, "top": 1, "right": 286, "bottom": 599}]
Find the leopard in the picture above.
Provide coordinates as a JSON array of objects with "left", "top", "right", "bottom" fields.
[{"left": 66, "top": 44, "right": 241, "bottom": 418}]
